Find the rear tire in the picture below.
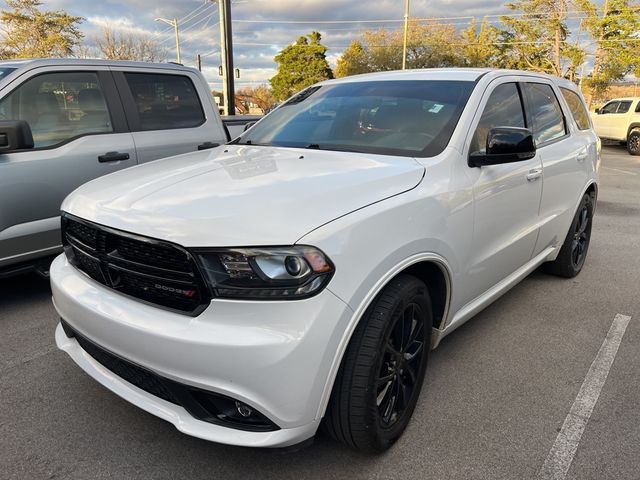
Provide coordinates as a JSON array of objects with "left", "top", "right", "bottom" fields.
[
  {"left": 323, "top": 274, "right": 432, "bottom": 452},
  {"left": 627, "top": 130, "right": 640, "bottom": 156},
  {"left": 544, "top": 193, "right": 593, "bottom": 278}
]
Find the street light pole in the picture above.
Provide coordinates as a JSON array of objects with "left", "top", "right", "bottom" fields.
[
  {"left": 402, "top": 0, "right": 410, "bottom": 70},
  {"left": 215, "top": 0, "right": 235, "bottom": 116},
  {"left": 155, "top": 17, "right": 181, "bottom": 64}
]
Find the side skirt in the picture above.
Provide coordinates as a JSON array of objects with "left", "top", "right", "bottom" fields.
[{"left": 431, "top": 246, "right": 557, "bottom": 348}]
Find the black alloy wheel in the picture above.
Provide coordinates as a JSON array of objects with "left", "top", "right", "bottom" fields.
[
  {"left": 544, "top": 193, "right": 594, "bottom": 278},
  {"left": 571, "top": 203, "right": 590, "bottom": 271},
  {"left": 628, "top": 130, "right": 640, "bottom": 156},
  {"left": 377, "top": 302, "right": 426, "bottom": 427},
  {"left": 323, "top": 274, "right": 432, "bottom": 452}
]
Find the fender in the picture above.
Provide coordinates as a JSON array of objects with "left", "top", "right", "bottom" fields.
[
  {"left": 626, "top": 123, "right": 640, "bottom": 140},
  {"left": 316, "top": 252, "right": 453, "bottom": 420}
]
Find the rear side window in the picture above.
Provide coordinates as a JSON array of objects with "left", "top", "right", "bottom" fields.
[
  {"left": 635, "top": 101, "right": 640, "bottom": 113},
  {"left": 617, "top": 101, "right": 632, "bottom": 113},
  {"left": 0, "top": 71, "right": 113, "bottom": 148},
  {"left": 471, "top": 82, "right": 525, "bottom": 154},
  {"left": 523, "top": 83, "right": 566, "bottom": 145},
  {"left": 560, "top": 88, "right": 591, "bottom": 130},
  {"left": 124, "top": 73, "right": 205, "bottom": 131}
]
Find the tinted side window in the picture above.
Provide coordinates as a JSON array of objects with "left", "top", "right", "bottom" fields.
[
  {"left": 471, "top": 82, "right": 525, "bottom": 154},
  {"left": 0, "top": 71, "right": 113, "bottom": 148},
  {"left": 124, "top": 73, "right": 205, "bottom": 131},
  {"left": 601, "top": 101, "right": 619, "bottom": 114},
  {"left": 560, "top": 87, "right": 591, "bottom": 130},
  {"left": 617, "top": 101, "right": 632, "bottom": 113},
  {"left": 523, "top": 83, "right": 566, "bottom": 145},
  {"left": 635, "top": 101, "right": 640, "bottom": 113}
]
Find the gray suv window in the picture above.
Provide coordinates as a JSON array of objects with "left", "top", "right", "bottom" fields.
[
  {"left": 124, "top": 73, "right": 205, "bottom": 131},
  {"left": 560, "top": 88, "right": 591, "bottom": 131},
  {"left": 0, "top": 71, "right": 113, "bottom": 148},
  {"left": 471, "top": 82, "right": 525, "bottom": 154},
  {"left": 523, "top": 83, "right": 566, "bottom": 145}
]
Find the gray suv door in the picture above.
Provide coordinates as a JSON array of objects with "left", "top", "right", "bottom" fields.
[
  {"left": 0, "top": 68, "right": 137, "bottom": 271},
  {"left": 112, "top": 69, "right": 227, "bottom": 163}
]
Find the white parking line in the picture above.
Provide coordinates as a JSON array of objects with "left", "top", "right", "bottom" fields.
[
  {"left": 602, "top": 166, "right": 638, "bottom": 176},
  {"left": 538, "top": 313, "right": 632, "bottom": 480}
]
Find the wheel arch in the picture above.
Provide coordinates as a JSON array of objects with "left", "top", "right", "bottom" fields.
[
  {"left": 626, "top": 123, "right": 640, "bottom": 139},
  {"left": 317, "top": 253, "right": 453, "bottom": 420}
]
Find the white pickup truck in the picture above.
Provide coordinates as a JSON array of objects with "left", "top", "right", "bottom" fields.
[{"left": 591, "top": 97, "right": 640, "bottom": 155}]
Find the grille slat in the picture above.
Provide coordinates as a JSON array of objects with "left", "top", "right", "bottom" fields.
[{"left": 62, "top": 215, "right": 210, "bottom": 315}]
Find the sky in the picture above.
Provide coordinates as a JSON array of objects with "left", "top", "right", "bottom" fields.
[{"left": 34, "top": 0, "right": 513, "bottom": 89}]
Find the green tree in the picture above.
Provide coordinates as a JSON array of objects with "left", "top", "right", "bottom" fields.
[
  {"left": 335, "top": 21, "right": 467, "bottom": 76},
  {"left": 0, "top": 0, "right": 83, "bottom": 59},
  {"left": 500, "top": 0, "right": 585, "bottom": 76},
  {"left": 270, "top": 31, "right": 333, "bottom": 101},
  {"left": 335, "top": 41, "right": 370, "bottom": 77},
  {"left": 578, "top": 0, "right": 640, "bottom": 104},
  {"left": 460, "top": 18, "right": 503, "bottom": 67}
]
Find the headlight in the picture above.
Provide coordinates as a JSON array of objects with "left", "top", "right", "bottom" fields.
[{"left": 194, "top": 246, "right": 334, "bottom": 300}]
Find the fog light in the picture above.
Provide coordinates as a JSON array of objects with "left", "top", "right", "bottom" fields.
[{"left": 235, "top": 401, "right": 253, "bottom": 417}]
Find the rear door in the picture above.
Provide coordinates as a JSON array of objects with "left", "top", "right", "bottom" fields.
[
  {"left": 610, "top": 100, "right": 633, "bottom": 140},
  {"left": 112, "top": 68, "right": 227, "bottom": 163},
  {"left": 523, "top": 81, "right": 591, "bottom": 257},
  {"left": 0, "top": 67, "right": 136, "bottom": 267}
]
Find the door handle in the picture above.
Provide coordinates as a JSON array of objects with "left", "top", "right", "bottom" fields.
[
  {"left": 526, "top": 168, "right": 542, "bottom": 182},
  {"left": 197, "top": 142, "right": 220, "bottom": 151},
  {"left": 576, "top": 149, "right": 588, "bottom": 162},
  {"left": 98, "top": 151, "right": 130, "bottom": 163}
]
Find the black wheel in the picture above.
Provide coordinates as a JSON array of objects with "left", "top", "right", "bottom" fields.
[
  {"left": 627, "top": 130, "right": 640, "bottom": 156},
  {"left": 323, "top": 274, "right": 431, "bottom": 452},
  {"left": 544, "top": 193, "right": 593, "bottom": 278}
]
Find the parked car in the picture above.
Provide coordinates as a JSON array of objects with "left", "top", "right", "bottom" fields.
[
  {"left": 51, "top": 69, "right": 599, "bottom": 452},
  {"left": 0, "top": 59, "right": 228, "bottom": 278},
  {"left": 591, "top": 97, "right": 640, "bottom": 155}
]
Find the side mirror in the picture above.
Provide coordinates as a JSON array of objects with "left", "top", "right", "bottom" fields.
[
  {"left": 594, "top": 108, "right": 601, "bottom": 115},
  {"left": 469, "top": 127, "right": 536, "bottom": 167},
  {"left": 243, "top": 121, "right": 257, "bottom": 132},
  {"left": 0, "top": 120, "right": 34, "bottom": 152}
]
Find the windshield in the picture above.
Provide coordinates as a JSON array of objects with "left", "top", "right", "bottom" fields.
[
  {"left": 235, "top": 80, "right": 475, "bottom": 157},
  {"left": 0, "top": 67, "right": 16, "bottom": 81}
]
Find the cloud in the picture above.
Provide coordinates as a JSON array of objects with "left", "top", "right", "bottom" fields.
[{"left": 31, "top": 0, "right": 511, "bottom": 84}]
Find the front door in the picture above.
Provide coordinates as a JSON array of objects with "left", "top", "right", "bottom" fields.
[
  {"left": 0, "top": 69, "right": 136, "bottom": 267},
  {"left": 460, "top": 80, "right": 543, "bottom": 305}
]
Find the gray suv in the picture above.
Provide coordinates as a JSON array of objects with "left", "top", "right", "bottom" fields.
[{"left": 0, "top": 59, "right": 228, "bottom": 277}]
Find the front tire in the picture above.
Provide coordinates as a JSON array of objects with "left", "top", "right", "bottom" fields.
[
  {"left": 323, "top": 274, "right": 432, "bottom": 452},
  {"left": 544, "top": 193, "right": 594, "bottom": 278},
  {"left": 627, "top": 130, "right": 640, "bottom": 156}
]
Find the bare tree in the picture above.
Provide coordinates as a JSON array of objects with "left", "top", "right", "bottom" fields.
[{"left": 95, "top": 26, "right": 166, "bottom": 62}]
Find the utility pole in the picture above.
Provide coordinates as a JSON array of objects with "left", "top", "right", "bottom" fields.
[
  {"left": 402, "top": 0, "right": 410, "bottom": 70},
  {"left": 216, "top": 0, "right": 235, "bottom": 116},
  {"left": 155, "top": 17, "right": 181, "bottom": 64}
]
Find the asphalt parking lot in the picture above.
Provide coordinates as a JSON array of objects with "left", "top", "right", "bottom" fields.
[{"left": 1, "top": 145, "right": 638, "bottom": 480}]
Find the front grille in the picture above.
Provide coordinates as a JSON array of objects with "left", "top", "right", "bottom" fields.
[
  {"left": 62, "top": 214, "right": 210, "bottom": 315},
  {"left": 62, "top": 321, "right": 279, "bottom": 432}
]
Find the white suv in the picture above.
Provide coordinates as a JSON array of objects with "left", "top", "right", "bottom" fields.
[
  {"left": 591, "top": 97, "right": 640, "bottom": 155},
  {"left": 51, "top": 69, "right": 599, "bottom": 452}
]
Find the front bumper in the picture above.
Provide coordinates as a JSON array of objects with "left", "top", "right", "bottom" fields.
[{"left": 51, "top": 254, "right": 352, "bottom": 447}]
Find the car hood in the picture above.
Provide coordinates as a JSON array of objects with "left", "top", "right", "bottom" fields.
[{"left": 62, "top": 145, "right": 425, "bottom": 246}]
